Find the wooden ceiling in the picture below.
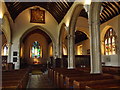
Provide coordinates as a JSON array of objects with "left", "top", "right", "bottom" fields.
[
  {"left": 65, "top": 31, "right": 88, "bottom": 44},
  {"left": 5, "top": 1, "right": 73, "bottom": 23},
  {"left": 78, "top": 2, "right": 120, "bottom": 24},
  {"left": 100, "top": 2, "right": 120, "bottom": 24},
  {"left": 75, "top": 31, "right": 88, "bottom": 44},
  {"left": 5, "top": 1, "right": 120, "bottom": 24}
]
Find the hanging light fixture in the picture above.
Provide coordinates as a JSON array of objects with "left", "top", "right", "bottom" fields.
[{"left": 84, "top": 0, "right": 92, "bottom": 5}]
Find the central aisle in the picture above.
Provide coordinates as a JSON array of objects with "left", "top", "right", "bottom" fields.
[{"left": 27, "top": 71, "right": 56, "bottom": 88}]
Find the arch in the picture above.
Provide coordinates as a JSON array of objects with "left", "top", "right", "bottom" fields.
[
  {"left": 69, "top": 4, "right": 84, "bottom": 35},
  {"left": 101, "top": 25, "right": 114, "bottom": 42},
  {"left": 20, "top": 25, "right": 56, "bottom": 56},
  {"left": 67, "top": 4, "right": 84, "bottom": 69},
  {"left": 103, "top": 28, "right": 117, "bottom": 55},
  {"left": 20, "top": 26, "right": 55, "bottom": 44},
  {"left": 58, "top": 23, "right": 67, "bottom": 58},
  {"left": 1, "top": 29, "right": 8, "bottom": 43},
  {"left": 76, "top": 27, "right": 90, "bottom": 39},
  {"left": 2, "top": 14, "right": 11, "bottom": 43}
]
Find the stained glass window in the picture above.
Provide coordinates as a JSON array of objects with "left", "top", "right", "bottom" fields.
[
  {"left": 104, "top": 28, "right": 117, "bottom": 55},
  {"left": 31, "top": 41, "right": 41, "bottom": 58}
]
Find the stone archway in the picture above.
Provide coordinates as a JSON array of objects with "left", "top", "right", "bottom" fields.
[
  {"left": 58, "top": 23, "right": 68, "bottom": 68},
  {"left": 19, "top": 26, "right": 56, "bottom": 67},
  {"left": 101, "top": 26, "right": 113, "bottom": 55},
  {"left": 68, "top": 4, "right": 84, "bottom": 69},
  {"left": 20, "top": 26, "right": 56, "bottom": 58},
  {"left": 59, "top": 23, "right": 66, "bottom": 58}
]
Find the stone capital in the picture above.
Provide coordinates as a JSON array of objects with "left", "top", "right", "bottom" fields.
[{"left": 67, "top": 34, "right": 75, "bottom": 38}]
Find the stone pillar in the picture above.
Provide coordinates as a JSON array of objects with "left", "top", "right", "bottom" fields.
[
  {"left": 60, "top": 42, "right": 64, "bottom": 68},
  {"left": 89, "top": 2, "right": 102, "bottom": 74},
  {"left": 59, "top": 41, "right": 62, "bottom": 59},
  {"left": 7, "top": 42, "right": 12, "bottom": 63},
  {"left": 67, "top": 34, "right": 75, "bottom": 69}
]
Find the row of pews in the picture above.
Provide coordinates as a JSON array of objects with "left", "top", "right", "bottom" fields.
[
  {"left": 2, "top": 69, "right": 30, "bottom": 89},
  {"left": 48, "top": 67, "right": 120, "bottom": 89}
]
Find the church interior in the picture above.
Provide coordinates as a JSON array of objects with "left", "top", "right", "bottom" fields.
[{"left": 0, "top": 0, "right": 120, "bottom": 89}]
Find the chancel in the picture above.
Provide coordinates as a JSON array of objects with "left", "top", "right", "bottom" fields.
[{"left": 1, "top": 0, "right": 120, "bottom": 89}]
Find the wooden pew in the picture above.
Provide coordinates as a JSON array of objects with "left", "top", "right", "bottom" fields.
[
  {"left": 2, "top": 69, "right": 29, "bottom": 89},
  {"left": 48, "top": 68, "right": 88, "bottom": 88},
  {"left": 65, "top": 74, "right": 114, "bottom": 88},
  {"left": 59, "top": 70, "right": 86, "bottom": 88},
  {"left": 73, "top": 79, "right": 120, "bottom": 88},
  {"left": 102, "top": 66, "right": 120, "bottom": 76},
  {"left": 85, "top": 79, "right": 120, "bottom": 89},
  {"left": 2, "top": 82, "right": 22, "bottom": 89}
]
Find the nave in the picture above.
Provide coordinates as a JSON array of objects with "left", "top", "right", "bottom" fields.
[
  {"left": 1, "top": 0, "right": 120, "bottom": 89},
  {"left": 27, "top": 71, "right": 55, "bottom": 88}
]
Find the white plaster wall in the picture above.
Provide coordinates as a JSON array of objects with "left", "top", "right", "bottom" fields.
[
  {"left": 102, "top": 55, "right": 119, "bottom": 66},
  {"left": 75, "top": 17, "right": 90, "bottom": 38},
  {"left": 11, "top": 7, "right": 58, "bottom": 43},
  {"left": 100, "top": 15, "right": 120, "bottom": 66}
]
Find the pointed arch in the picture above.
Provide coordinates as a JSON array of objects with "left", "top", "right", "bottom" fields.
[{"left": 58, "top": 23, "right": 67, "bottom": 58}]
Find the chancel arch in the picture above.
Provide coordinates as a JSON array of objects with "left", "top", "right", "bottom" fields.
[{"left": 20, "top": 26, "right": 54, "bottom": 67}]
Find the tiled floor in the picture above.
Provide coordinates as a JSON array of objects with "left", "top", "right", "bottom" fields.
[{"left": 27, "top": 71, "right": 55, "bottom": 88}]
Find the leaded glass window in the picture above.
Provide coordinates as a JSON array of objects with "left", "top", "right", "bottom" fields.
[
  {"left": 104, "top": 28, "right": 117, "bottom": 55},
  {"left": 31, "top": 41, "right": 41, "bottom": 58}
]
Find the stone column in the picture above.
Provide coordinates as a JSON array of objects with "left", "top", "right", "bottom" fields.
[
  {"left": 59, "top": 41, "right": 62, "bottom": 59},
  {"left": 60, "top": 42, "right": 64, "bottom": 68},
  {"left": 89, "top": 2, "right": 102, "bottom": 74},
  {"left": 67, "top": 34, "right": 75, "bottom": 69},
  {"left": 7, "top": 42, "right": 12, "bottom": 63}
]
